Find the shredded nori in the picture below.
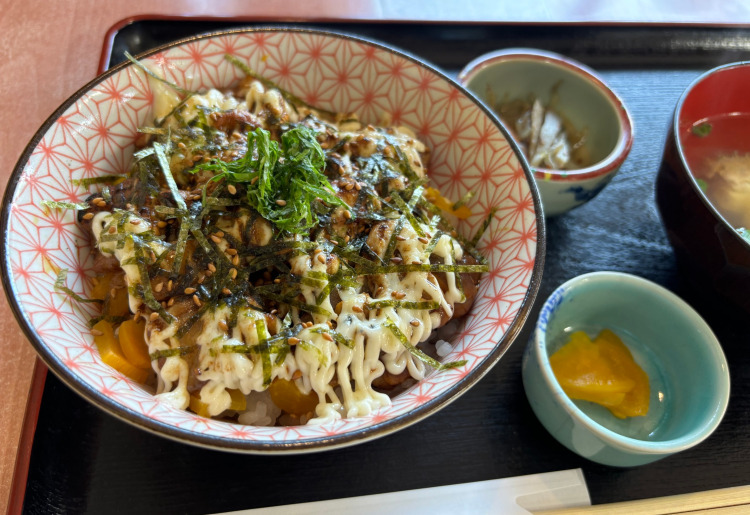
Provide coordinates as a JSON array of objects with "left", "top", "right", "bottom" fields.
[
  {"left": 384, "top": 318, "right": 466, "bottom": 371},
  {"left": 67, "top": 60, "right": 499, "bottom": 399}
]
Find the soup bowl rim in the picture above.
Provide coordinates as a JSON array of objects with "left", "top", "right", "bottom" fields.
[{"left": 673, "top": 60, "right": 750, "bottom": 252}]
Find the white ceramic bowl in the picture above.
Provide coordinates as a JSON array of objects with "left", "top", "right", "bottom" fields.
[
  {"left": 1, "top": 29, "right": 544, "bottom": 453},
  {"left": 458, "top": 48, "right": 633, "bottom": 217}
]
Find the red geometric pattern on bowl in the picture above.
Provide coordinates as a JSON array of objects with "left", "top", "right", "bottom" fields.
[{"left": 4, "top": 29, "right": 541, "bottom": 451}]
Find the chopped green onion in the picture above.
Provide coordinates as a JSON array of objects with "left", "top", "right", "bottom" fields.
[
  {"left": 260, "top": 292, "right": 333, "bottom": 317},
  {"left": 72, "top": 176, "right": 123, "bottom": 188},
  {"left": 470, "top": 208, "right": 497, "bottom": 247},
  {"left": 53, "top": 269, "right": 103, "bottom": 304},
  {"left": 367, "top": 300, "right": 440, "bottom": 310},
  {"left": 452, "top": 191, "right": 475, "bottom": 210},
  {"left": 153, "top": 142, "right": 187, "bottom": 210},
  {"left": 356, "top": 263, "right": 488, "bottom": 276},
  {"left": 149, "top": 345, "right": 196, "bottom": 360},
  {"left": 42, "top": 200, "right": 89, "bottom": 211},
  {"left": 224, "top": 54, "right": 335, "bottom": 116},
  {"left": 691, "top": 122, "right": 712, "bottom": 138},
  {"left": 310, "top": 327, "right": 354, "bottom": 349},
  {"left": 125, "top": 52, "right": 194, "bottom": 97}
]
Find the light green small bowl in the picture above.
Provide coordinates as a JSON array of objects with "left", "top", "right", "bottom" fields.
[{"left": 522, "top": 272, "right": 730, "bottom": 467}]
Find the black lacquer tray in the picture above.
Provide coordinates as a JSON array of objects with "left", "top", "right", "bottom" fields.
[{"left": 22, "top": 20, "right": 750, "bottom": 514}]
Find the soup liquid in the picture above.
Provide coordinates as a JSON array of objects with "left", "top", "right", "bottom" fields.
[{"left": 681, "top": 112, "right": 750, "bottom": 229}]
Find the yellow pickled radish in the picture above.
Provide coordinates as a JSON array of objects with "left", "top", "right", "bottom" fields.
[
  {"left": 107, "top": 286, "right": 130, "bottom": 317},
  {"left": 424, "top": 187, "right": 472, "bottom": 219},
  {"left": 118, "top": 319, "right": 151, "bottom": 370},
  {"left": 91, "top": 274, "right": 129, "bottom": 316},
  {"left": 90, "top": 273, "right": 114, "bottom": 300},
  {"left": 92, "top": 320, "right": 149, "bottom": 383},
  {"left": 189, "top": 389, "right": 246, "bottom": 417},
  {"left": 227, "top": 389, "right": 247, "bottom": 411},
  {"left": 189, "top": 393, "right": 211, "bottom": 418},
  {"left": 596, "top": 329, "right": 650, "bottom": 419},
  {"left": 550, "top": 329, "right": 650, "bottom": 419},
  {"left": 268, "top": 378, "right": 318, "bottom": 416}
]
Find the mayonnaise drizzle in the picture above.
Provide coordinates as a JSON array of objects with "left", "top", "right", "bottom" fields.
[{"left": 93, "top": 85, "right": 471, "bottom": 426}]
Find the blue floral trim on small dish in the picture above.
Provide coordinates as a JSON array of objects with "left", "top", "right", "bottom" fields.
[
  {"left": 563, "top": 182, "right": 607, "bottom": 202},
  {"left": 539, "top": 286, "right": 565, "bottom": 328}
]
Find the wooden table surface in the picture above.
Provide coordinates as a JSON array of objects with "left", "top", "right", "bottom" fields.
[{"left": 4, "top": 2, "right": 750, "bottom": 513}]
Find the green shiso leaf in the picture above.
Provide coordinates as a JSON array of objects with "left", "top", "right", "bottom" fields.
[{"left": 192, "top": 126, "right": 348, "bottom": 235}]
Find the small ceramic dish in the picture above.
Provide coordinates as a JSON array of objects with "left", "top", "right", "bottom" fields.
[
  {"left": 522, "top": 272, "right": 729, "bottom": 467},
  {"left": 458, "top": 48, "right": 633, "bottom": 217},
  {"left": 656, "top": 61, "right": 750, "bottom": 313}
]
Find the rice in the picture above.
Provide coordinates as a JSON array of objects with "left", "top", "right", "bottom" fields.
[
  {"left": 238, "top": 390, "right": 282, "bottom": 426},
  {"left": 435, "top": 340, "right": 453, "bottom": 358}
]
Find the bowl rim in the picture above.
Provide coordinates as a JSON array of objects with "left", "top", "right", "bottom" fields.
[
  {"left": 1, "top": 26, "right": 547, "bottom": 453},
  {"left": 457, "top": 47, "right": 634, "bottom": 183},
  {"left": 672, "top": 59, "right": 750, "bottom": 254},
  {"left": 532, "top": 271, "right": 730, "bottom": 455}
]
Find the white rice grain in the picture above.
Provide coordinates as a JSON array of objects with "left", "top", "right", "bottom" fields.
[
  {"left": 238, "top": 390, "right": 282, "bottom": 426},
  {"left": 435, "top": 339, "right": 452, "bottom": 358}
]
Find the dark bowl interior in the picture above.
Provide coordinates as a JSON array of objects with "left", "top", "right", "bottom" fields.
[{"left": 656, "top": 62, "right": 750, "bottom": 313}]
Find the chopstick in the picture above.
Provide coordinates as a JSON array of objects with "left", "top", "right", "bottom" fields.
[{"left": 533, "top": 485, "right": 750, "bottom": 514}]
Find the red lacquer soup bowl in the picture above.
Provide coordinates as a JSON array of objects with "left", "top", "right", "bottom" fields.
[{"left": 656, "top": 61, "right": 750, "bottom": 313}]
